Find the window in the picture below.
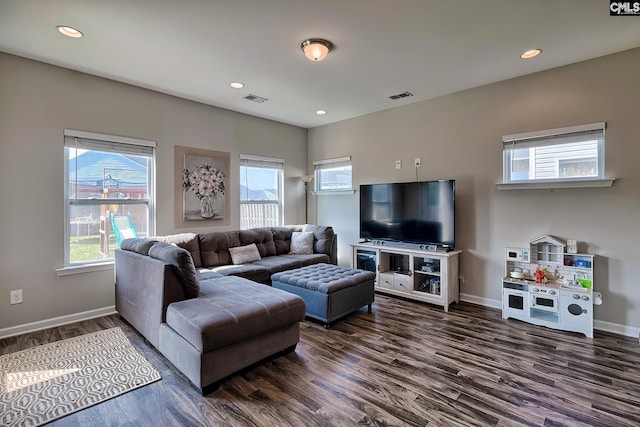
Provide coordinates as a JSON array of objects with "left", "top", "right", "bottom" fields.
[
  {"left": 64, "top": 129, "right": 155, "bottom": 267},
  {"left": 313, "top": 156, "right": 352, "bottom": 192},
  {"left": 240, "top": 155, "right": 284, "bottom": 229},
  {"left": 502, "top": 122, "right": 605, "bottom": 185}
]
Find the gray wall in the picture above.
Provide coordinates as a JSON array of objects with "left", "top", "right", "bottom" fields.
[
  {"left": 2, "top": 48, "right": 639, "bottom": 335},
  {"left": 0, "top": 53, "right": 307, "bottom": 331},
  {"left": 308, "top": 48, "right": 640, "bottom": 332}
]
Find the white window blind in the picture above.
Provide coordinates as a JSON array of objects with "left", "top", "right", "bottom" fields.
[
  {"left": 240, "top": 154, "right": 284, "bottom": 171},
  {"left": 64, "top": 129, "right": 155, "bottom": 156},
  {"left": 313, "top": 156, "right": 353, "bottom": 192}
]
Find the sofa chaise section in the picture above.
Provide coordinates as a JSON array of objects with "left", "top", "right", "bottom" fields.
[{"left": 159, "top": 276, "right": 305, "bottom": 392}]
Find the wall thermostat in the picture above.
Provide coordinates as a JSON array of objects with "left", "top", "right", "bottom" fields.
[{"left": 567, "top": 239, "right": 578, "bottom": 254}]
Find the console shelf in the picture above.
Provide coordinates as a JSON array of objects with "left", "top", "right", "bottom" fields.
[{"left": 351, "top": 243, "right": 461, "bottom": 311}]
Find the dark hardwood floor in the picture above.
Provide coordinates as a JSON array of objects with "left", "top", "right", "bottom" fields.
[{"left": 2, "top": 295, "right": 640, "bottom": 426}]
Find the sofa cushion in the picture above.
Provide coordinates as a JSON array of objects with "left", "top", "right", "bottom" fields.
[
  {"left": 304, "top": 225, "right": 335, "bottom": 256},
  {"left": 199, "top": 231, "right": 241, "bottom": 267},
  {"left": 287, "top": 225, "right": 335, "bottom": 257},
  {"left": 196, "top": 270, "right": 225, "bottom": 281},
  {"left": 239, "top": 228, "right": 277, "bottom": 257},
  {"left": 251, "top": 255, "right": 302, "bottom": 275},
  {"left": 229, "top": 243, "right": 261, "bottom": 265},
  {"left": 271, "top": 227, "right": 293, "bottom": 255},
  {"left": 149, "top": 241, "right": 200, "bottom": 298},
  {"left": 207, "top": 264, "right": 270, "bottom": 283},
  {"left": 289, "top": 231, "right": 315, "bottom": 254},
  {"left": 166, "top": 276, "right": 306, "bottom": 353},
  {"left": 155, "top": 233, "right": 202, "bottom": 268},
  {"left": 120, "top": 238, "right": 155, "bottom": 255},
  {"left": 281, "top": 253, "right": 330, "bottom": 266}
]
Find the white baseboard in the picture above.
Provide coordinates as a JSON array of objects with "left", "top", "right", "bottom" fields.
[
  {"left": 0, "top": 306, "right": 116, "bottom": 340},
  {"left": 459, "top": 294, "right": 639, "bottom": 339},
  {"left": 594, "top": 319, "right": 640, "bottom": 339},
  {"left": 460, "top": 293, "right": 502, "bottom": 310}
]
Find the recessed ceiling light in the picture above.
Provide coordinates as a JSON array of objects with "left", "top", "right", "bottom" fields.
[
  {"left": 56, "top": 25, "right": 83, "bottom": 38},
  {"left": 521, "top": 49, "right": 542, "bottom": 59},
  {"left": 316, "top": 110, "right": 327, "bottom": 115},
  {"left": 230, "top": 82, "right": 244, "bottom": 89}
]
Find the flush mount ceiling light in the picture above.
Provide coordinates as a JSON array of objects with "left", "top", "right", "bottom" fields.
[
  {"left": 316, "top": 110, "right": 327, "bottom": 115},
  {"left": 521, "top": 49, "right": 542, "bottom": 59},
  {"left": 229, "top": 82, "right": 244, "bottom": 89},
  {"left": 301, "top": 38, "right": 333, "bottom": 61},
  {"left": 56, "top": 25, "right": 83, "bottom": 38}
]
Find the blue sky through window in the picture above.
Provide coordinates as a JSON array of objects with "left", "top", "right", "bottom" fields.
[{"left": 240, "top": 166, "right": 280, "bottom": 200}]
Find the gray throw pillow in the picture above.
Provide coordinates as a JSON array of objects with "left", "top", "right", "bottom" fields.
[
  {"left": 289, "top": 231, "right": 314, "bottom": 254},
  {"left": 120, "top": 238, "right": 155, "bottom": 255},
  {"left": 229, "top": 243, "right": 262, "bottom": 265}
]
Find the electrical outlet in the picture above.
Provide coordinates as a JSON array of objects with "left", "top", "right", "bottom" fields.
[
  {"left": 10, "top": 289, "right": 23, "bottom": 305},
  {"left": 395, "top": 160, "right": 402, "bottom": 169},
  {"left": 415, "top": 157, "right": 421, "bottom": 167}
]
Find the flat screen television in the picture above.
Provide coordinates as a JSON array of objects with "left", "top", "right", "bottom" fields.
[{"left": 359, "top": 180, "right": 455, "bottom": 248}]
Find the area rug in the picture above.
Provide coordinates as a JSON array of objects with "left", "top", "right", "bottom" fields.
[{"left": 0, "top": 327, "right": 161, "bottom": 427}]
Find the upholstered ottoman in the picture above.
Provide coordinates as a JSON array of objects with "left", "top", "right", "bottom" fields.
[{"left": 271, "top": 263, "right": 375, "bottom": 327}]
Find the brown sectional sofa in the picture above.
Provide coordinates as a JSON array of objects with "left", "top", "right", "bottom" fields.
[{"left": 114, "top": 225, "right": 336, "bottom": 394}]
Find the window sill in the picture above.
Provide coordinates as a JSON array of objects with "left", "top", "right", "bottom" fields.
[
  {"left": 56, "top": 262, "right": 114, "bottom": 277},
  {"left": 312, "top": 190, "right": 356, "bottom": 196},
  {"left": 496, "top": 178, "right": 615, "bottom": 191}
]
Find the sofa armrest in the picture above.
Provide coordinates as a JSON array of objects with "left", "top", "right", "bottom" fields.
[
  {"left": 115, "top": 248, "right": 186, "bottom": 349},
  {"left": 329, "top": 234, "right": 338, "bottom": 265}
]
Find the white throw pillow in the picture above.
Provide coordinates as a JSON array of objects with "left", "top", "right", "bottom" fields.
[
  {"left": 229, "top": 243, "right": 261, "bottom": 265},
  {"left": 289, "top": 231, "right": 314, "bottom": 254}
]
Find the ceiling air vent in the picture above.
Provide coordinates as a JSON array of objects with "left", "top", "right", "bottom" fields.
[
  {"left": 244, "top": 94, "right": 268, "bottom": 103},
  {"left": 389, "top": 91, "right": 413, "bottom": 100}
]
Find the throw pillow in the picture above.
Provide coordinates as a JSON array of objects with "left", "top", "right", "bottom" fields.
[
  {"left": 120, "top": 238, "right": 155, "bottom": 255},
  {"left": 289, "top": 231, "right": 314, "bottom": 254},
  {"left": 229, "top": 243, "right": 261, "bottom": 265}
]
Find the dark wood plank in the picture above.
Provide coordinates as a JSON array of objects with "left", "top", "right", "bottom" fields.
[{"left": 2, "top": 295, "right": 640, "bottom": 426}]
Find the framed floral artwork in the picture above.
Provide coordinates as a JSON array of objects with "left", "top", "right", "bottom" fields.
[{"left": 174, "top": 146, "right": 230, "bottom": 227}]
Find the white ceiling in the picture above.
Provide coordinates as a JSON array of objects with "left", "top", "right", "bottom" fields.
[{"left": 1, "top": 0, "right": 639, "bottom": 129}]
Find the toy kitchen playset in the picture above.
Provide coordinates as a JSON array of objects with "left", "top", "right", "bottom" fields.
[{"left": 502, "top": 235, "right": 603, "bottom": 338}]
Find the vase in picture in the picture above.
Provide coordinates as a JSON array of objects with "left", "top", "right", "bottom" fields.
[{"left": 200, "top": 195, "right": 215, "bottom": 218}]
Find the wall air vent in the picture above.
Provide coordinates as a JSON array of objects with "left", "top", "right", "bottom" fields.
[
  {"left": 244, "top": 94, "right": 269, "bottom": 103},
  {"left": 389, "top": 91, "right": 413, "bottom": 100}
]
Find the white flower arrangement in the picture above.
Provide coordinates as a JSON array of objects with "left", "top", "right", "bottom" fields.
[{"left": 183, "top": 164, "right": 225, "bottom": 200}]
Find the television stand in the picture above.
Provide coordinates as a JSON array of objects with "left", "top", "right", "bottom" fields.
[{"left": 351, "top": 242, "right": 461, "bottom": 312}]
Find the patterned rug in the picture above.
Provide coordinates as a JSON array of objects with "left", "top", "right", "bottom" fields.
[{"left": 0, "top": 327, "right": 161, "bottom": 427}]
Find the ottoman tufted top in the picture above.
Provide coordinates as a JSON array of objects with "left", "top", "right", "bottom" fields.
[{"left": 271, "top": 263, "right": 375, "bottom": 294}]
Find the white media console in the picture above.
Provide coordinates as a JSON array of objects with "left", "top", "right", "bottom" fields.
[{"left": 351, "top": 242, "right": 461, "bottom": 312}]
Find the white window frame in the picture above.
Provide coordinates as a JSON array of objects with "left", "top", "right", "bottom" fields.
[
  {"left": 59, "top": 129, "right": 156, "bottom": 273},
  {"left": 313, "top": 156, "right": 354, "bottom": 194},
  {"left": 240, "top": 154, "right": 284, "bottom": 229},
  {"left": 498, "top": 122, "right": 614, "bottom": 190}
]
